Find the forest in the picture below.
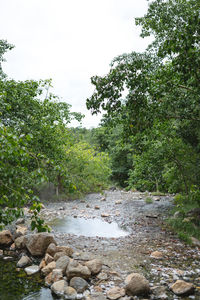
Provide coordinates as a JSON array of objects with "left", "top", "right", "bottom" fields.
[{"left": 0, "top": 0, "right": 200, "bottom": 241}]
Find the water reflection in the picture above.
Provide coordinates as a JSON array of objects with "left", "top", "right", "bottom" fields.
[
  {"left": 22, "top": 288, "right": 53, "bottom": 300},
  {"left": 0, "top": 259, "right": 53, "bottom": 300},
  {"left": 51, "top": 217, "right": 129, "bottom": 238}
]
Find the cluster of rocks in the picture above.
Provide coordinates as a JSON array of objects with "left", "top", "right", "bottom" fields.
[
  {"left": 0, "top": 228, "right": 152, "bottom": 299},
  {"left": 0, "top": 226, "right": 199, "bottom": 299}
]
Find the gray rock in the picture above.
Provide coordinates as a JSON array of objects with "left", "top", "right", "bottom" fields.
[
  {"left": 70, "top": 277, "right": 88, "bottom": 293},
  {"left": 56, "top": 255, "right": 70, "bottom": 273},
  {"left": 25, "top": 265, "right": 40, "bottom": 275},
  {"left": 66, "top": 260, "right": 91, "bottom": 280},
  {"left": 46, "top": 243, "right": 57, "bottom": 257},
  {"left": 54, "top": 251, "right": 67, "bottom": 261},
  {"left": 24, "top": 233, "right": 57, "bottom": 256},
  {"left": 85, "top": 259, "right": 102, "bottom": 275}
]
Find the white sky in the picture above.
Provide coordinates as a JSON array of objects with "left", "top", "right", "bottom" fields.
[{"left": 0, "top": 0, "right": 151, "bottom": 128}]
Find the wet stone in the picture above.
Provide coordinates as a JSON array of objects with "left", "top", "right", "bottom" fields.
[{"left": 25, "top": 265, "right": 40, "bottom": 275}]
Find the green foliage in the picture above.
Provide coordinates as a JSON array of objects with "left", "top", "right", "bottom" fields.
[
  {"left": 168, "top": 215, "right": 200, "bottom": 244},
  {"left": 168, "top": 191, "right": 200, "bottom": 243},
  {"left": 86, "top": 0, "right": 200, "bottom": 201},
  {"left": 145, "top": 197, "right": 153, "bottom": 204},
  {"left": 0, "top": 41, "right": 110, "bottom": 230},
  {"left": 151, "top": 192, "right": 165, "bottom": 196},
  {"left": 0, "top": 40, "right": 14, "bottom": 78},
  {"left": 0, "top": 124, "right": 38, "bottom": 228},
  {"left": 65, "top": 141, "right": 111, "bottom": 196},
  {"left": 30, "top": 202, "right": 50, "bottom": 232}
]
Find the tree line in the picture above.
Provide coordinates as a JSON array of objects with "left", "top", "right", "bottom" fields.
[
  {"left": 0, "top": 41, "right": 110, "bottom": 230},
  {"left": 85, "top": 0, "right": 200, "bottom": 241}
]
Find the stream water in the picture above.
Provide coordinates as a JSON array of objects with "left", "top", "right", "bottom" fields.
[
  {"left": 0, "top": 259, "right": 53, "bottom": 300},
  {"left": 50, "top": 216, "right": 129, "bottom": 237},
  {"left": 1, "top": 191, "right": 200, "bottom": 299}
]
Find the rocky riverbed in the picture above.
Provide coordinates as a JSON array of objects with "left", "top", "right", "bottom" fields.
[
  {"left": 39, "top": 189, "right": 200, "bottom": 299},
  {"left": 0, "top": 189, "right": 200, "bottom": 299}
]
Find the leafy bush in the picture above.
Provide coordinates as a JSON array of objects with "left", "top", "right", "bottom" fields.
[{"left": 65, "top": 142, "right": 111, "bottom": 196}]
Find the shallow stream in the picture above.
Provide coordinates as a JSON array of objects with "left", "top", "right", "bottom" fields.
[
  {"left": 50, "top": 216, "right": 129, "bottom": 238},
  {"left": 0, "top": 259, "right": 53, "bottom": 300}
]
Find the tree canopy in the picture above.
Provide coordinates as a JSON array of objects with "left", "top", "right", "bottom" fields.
[
  {"left": 0, "top": 40, "right": 111, "bottom": 230},
  {"left": 86, "top": 0, "right": 200, "bottom": 196}
]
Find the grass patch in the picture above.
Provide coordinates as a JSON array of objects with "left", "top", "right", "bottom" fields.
[
  {"left": 151, "top": 191, "right": 166, "bottom": 196},
  {"left": 145, "top": 197, "right": 153, "bottom": 204},
  {"left": 167, "top": 216, "right": 200, "bottom": 243},
  {"left": 167, "top": 204, "right": 200, "bottom": 244}
]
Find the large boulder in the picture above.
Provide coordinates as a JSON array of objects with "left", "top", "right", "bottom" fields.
[
  {"left": 24, "top": 233, "right": 56, "bottom": 256},
  {"left": 0, "top": 230, "right": 13, "bottom": 246},
  {"left": 85, "top": 259, "right": 102, "bottom": 275},
  {"left": 66, "top": 260, "right": 91, "bottom": 280},
  {"left": 125, "top": 273, "right": 150, "bottom": 296}
]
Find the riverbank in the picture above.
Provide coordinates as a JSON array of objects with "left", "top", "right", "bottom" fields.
[
  {"left": 40, "top": 189, "right": 200, "bottom": 299},
  {"left": 0, "top": 189, "right": 200, "bottom": 299}
]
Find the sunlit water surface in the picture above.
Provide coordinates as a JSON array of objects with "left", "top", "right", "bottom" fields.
[{"left": 50, "top": 216, "right": 129, "bottom": 237}]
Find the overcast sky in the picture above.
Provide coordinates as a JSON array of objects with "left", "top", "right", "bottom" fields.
[{"left": 1, "top": 0, "right": 151, "bottom": 128}]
